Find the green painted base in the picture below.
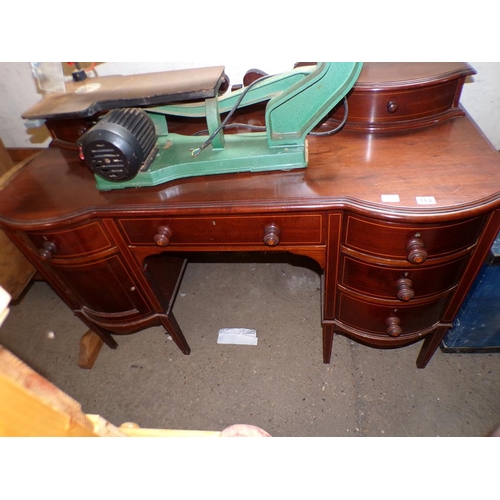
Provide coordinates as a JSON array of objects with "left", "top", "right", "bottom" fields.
[{"left": 95, "top": 133, "right": 307, "bottom": 191}]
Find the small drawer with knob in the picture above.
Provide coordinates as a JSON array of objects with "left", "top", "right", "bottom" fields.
[
  {"left": 118, "top": 214, "right": 324, "bottom": 247},
  {"left": 336, "top": 290, "right": 451, "bottom": 338},
  {"left": 343, "top": 214, "right": 485, "bottom": 263},
  {"left": 27, "top": 221, "right": 113, "bottom": 260},
  {"left": 327, "top": 62, "right": 476, "bottom": 132},
  {"left": 339, "top": 254, "right": 469, "bottom": 300},
  {"left": 341, "top": 83, "right": 462, "bottom": 128}
]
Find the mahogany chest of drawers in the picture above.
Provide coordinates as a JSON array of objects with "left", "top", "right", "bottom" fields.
[{"left": 2, "top": 62, "right": 500, "bottom": 369}]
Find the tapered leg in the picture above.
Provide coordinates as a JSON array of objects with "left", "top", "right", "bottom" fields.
[
  {"left": 160, "top": 312, "right": 191, "bottom": 355},
  {"left": 323, "top": 323, "right": 335, "bottom": 364},
  {"left": 416, "top": 326, "right": 450, "bottom": 368}
]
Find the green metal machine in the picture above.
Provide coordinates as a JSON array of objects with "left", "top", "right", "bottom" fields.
[{"left": 25, "top": 62, "right": 363, "bottom": 190}]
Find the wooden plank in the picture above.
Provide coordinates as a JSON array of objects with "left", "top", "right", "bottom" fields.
[
  {"left": 0, "top": 346, "right": 269, "bottom": 437},
  {"left": 0, "top": 144, "right": 38, "bottom": 299},
  {"left": 0, "top": 346, "right": 124, "bottom": 436},
  {"left": 119, "top": 426, "right": 222, "bottom": 437},
  {"left": 0, "top": 149, "right": 41, "bottom": 190},
  {"left": 0, "top": 139, "right": 14, "bottom": 176},
  {"left": 0, "top": 231, "right": 35, "bottom": 300},
  {"left": 6, "top": 147, "right": 44, "bottom": 163},
  {"left": 78, "top": 330, "right": 103, "bottom": 369}
]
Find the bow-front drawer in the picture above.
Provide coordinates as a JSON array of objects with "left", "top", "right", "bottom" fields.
[
  {"left": 327, "top": 62, "right": 475, "bottom": 132},
  {"left": 118, "top": 214, "right": 324, "bottom": 248},
  {"left": 334, "top": 80, "right": 465, "bottom": 131},
  {"left": 27, "top": 221, "right": 113, "bottom": 261},
  {"left": 339, "top": 253, "right": 469, "bottom": 301},
  {"left": 343, "top": 214, "right": 485, "bottom": 264},
  {"left": 336, "top": 291, "right": 451, "bottom": 340}
]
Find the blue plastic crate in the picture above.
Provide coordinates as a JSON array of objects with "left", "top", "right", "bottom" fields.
[{"left": 442, "top": 231, "right": 500, "bottom": 352}]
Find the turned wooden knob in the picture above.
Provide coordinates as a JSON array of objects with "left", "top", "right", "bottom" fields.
[
  {"left": 387, "top": 100, "right": 398, "bottom": 113},
  {"left": 406, "top": 237, "right": 427, "bottom": 264},
  {"left": 385, "top": 316, "right": 402, "bottom": 337},
  {"left": 396, "top": 278, "right": 414, "bottom": 301},
  {"left": 38, "top": 241, "right": 57, "bottom": 261},
  {"left": 263, "top": 223, "right": 281, "bottom": 246},
  {"left": 154, "top": 225, "right": 173, "bottom": 247}
]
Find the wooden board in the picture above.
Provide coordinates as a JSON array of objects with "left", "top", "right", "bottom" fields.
[
  {"left": 0, "top": 138, "right": 14, "bottom": 177},
  {"left": 0, "top": 346, "right": 268, "bottom": 437},
  {"left": 7, "top": 147, "right": 43, "bottom": 163},
  {"left": 0, "top": 346, "right": 125, "bottom": 436},
  {"left": 0, "top": 231, "right": 35, "bottom": 300},
  {"left": 0, "top": 141, "right": 36, "bottom": 299}
]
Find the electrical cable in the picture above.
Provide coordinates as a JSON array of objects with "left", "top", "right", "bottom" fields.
[
  {"left": 309, "top": 97, "right": 349, "bottom": 136},
  {"left": 190, "top": 81, "right": 349, "bottom": 152},
  {"left": 193, "top": 123, "right": 266, "bottom": 136},
  {"left": 190, "top": 73, "right": 274, "bottom": 156}
]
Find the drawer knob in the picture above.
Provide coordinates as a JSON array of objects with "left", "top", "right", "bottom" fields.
[
  {"left": 396, "top": 278, "right": 414, "bottom": 301},
  {"left": 38, "top": 241, "right": 57, "bottom": 261},
  {"left": 385, "top": 316, "right": 402, "bottom": 337},
  {"left": 406, "top": 237, "right": 427, "bottom": 264},
  {"left": 154, "top": 225, "right": 173, "bottom": 247},
  {"left": 387, "top": 100, "right": 398, "bottom": 113},
  {"left": 263, "top": 223, "right": 281, "bottom": 246}
]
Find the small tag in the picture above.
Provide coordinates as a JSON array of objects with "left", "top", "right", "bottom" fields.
[
  {"left": 416, "top": 196, "right": 436, "bottom": 205},
  {"left": 381, "top": 194, "right": 400, "bottom": 203}
]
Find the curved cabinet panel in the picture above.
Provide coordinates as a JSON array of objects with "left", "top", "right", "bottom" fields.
[{"left": 47, "top": 253, "right": 150, "bottom": 322}]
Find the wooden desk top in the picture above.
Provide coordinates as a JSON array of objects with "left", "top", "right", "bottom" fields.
[{"left": 1, "top": 113, "right": 500, "bottom": 229}]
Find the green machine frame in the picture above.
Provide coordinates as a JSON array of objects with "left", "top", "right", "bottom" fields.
[{"left": 94, "top": 62, "right": 363, "bottom": 190}]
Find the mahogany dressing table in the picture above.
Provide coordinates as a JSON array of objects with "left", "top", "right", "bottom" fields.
[{"left": 2, "top": 62, "right": 500, "bottom": 369}]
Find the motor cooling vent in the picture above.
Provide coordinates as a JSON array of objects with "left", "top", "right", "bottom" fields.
[{"left": 78, "top": 108, "right": 157, "bottom": 181}]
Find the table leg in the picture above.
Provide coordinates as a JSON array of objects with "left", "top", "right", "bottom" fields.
[
  {"left": 416, "top": 325, "right": 450, "bottom": 368},
  {"left": 323, "top": 323, "right": 335, "bottom": 364},
  {"left": 160, "top": 312, "right": 191, "bottom": 355}
]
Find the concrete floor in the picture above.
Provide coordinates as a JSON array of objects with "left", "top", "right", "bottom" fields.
[{"left": 1, "top": 253, "right": 500, "bottom": 437}]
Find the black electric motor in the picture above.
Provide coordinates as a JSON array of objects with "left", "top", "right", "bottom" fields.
[{"left": 78, "top": 108, "right": 157, "bottom": 181}]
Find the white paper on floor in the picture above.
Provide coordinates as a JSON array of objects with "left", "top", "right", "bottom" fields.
[{"left": 217, "top": 328, "right": 258, "bottom": 345}]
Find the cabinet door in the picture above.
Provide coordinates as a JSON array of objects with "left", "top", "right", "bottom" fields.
[{"left": 47, "top": 254, "right": 150, "bottom": 323}]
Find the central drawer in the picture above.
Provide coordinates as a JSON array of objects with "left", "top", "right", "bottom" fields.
[{"left": 118, "top": 214, "right": 324, "bottom": 247}]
